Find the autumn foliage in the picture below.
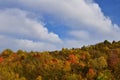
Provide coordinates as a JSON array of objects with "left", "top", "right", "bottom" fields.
[
  {"left": 0, "top": 40, "right": 120, "bottom": 80},
  {"left": 0, "top": 57, "right": 3, "bottom": 63}
]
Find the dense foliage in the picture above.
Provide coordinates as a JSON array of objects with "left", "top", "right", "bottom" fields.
[{"left": 0, "top": 40, "right": 120, "bottom": 80}]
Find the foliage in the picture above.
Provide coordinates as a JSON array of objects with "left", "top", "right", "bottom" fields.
[{"left": 0, "top": 40, "right": 120, "bottom": 80}]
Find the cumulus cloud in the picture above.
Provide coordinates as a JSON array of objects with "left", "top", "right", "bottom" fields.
[
  {"left": 0, "top": 8, "right": 62, "bottom": 51},
  {"left": 0, "top": 35, "right": 57, "bottom": 51},
  {"left": 0, "top": 0, "right": 120, "bottom": 51},
  {"left": 11, "top": 0, "right": 118, "bottom": 31},
  {"left": 0, "top": 8, "right": 62, "bottom": 43},
  {"left": 8, "top": 0, "right": 119, "bottom": 38},
  {"left": 69, "top": 30, "right": 90, "bottom": 40}
]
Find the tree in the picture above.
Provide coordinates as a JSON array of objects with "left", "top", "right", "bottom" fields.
[
  {"left": 96, "top": 70, "right": 113, "bottom": 80},
  {"left": 36, "top": 76, "right": 42, "bottom": 80},
  {"left": 90, "top": 56, "right": 107, "bottom": 70},
  {"left": 104, "top": 40, "right": 111, "bottom": 45},
  {"left": 0, "top": 57, "right": 4, "bottom": 63},
  {"left": 86, "top": 68, "right": 96, "bottom": 79},
  {"left": 1, "top": 49, "right": 13, "bottom": 57},
  {"left": 63, "top": 74, "right": 79, "bottom": 80},
  {"left": 63, "top": 61, "right": 71, "bottom": 72},
  {"left": 108, "top": 50, "right": 120, "bottom": 69},
  {"left": 68, "top": 54, "right": 78, "bottom": 64}
]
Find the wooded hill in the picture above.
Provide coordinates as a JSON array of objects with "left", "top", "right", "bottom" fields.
[{"left": 0, "top": 40, "right": 120, "bottom": 80}]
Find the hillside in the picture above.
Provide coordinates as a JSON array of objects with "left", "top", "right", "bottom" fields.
[{"left": 0, "top": 40, "right": 120, "bottom": 80}]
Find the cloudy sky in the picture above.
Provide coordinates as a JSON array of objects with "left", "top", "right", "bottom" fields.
[{"left": 0, "top": 0, "right": 120, "bottom": 51}]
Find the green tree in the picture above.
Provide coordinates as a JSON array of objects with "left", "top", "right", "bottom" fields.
[{"left": 90, "top": 56, "right": 107, "bottom": 70}]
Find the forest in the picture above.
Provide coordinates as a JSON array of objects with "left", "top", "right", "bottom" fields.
[{"left": 0, "top": 40, "right": 120, "bottom": 80}]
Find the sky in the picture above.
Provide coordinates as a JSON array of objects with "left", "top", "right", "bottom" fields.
[{"left": 0, "top": 0, "right": 120, "bottom": 51}]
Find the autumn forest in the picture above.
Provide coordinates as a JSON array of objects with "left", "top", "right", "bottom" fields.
[{"left": 0, "top": 40, "right": 120, "bottom": 80}]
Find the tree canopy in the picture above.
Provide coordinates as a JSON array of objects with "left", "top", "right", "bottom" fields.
[{"left": 0, "top": 40, "right": 120, "bottom": 80}]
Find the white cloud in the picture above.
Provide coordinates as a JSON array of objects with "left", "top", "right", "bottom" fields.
[
  {"left": 0, "top": 0, "right": 120, "bottom": 51},
  {"left": 12, "top": 0, "right": 116, "bottom": 30},
  {"left": 10, "top": 0, "right": 120, "bottom": 37},
  {"left": 0, "top": 8, "right": 62, "bottom": 43},
  {"left": 0, "top": 8, "right": 62, "bottom": 51},
  {"left": 0, "top": 35, "right": 57, "bottom": 51},
  {"left": 69, "top": 30, "right": 90, "bottom": 40}
]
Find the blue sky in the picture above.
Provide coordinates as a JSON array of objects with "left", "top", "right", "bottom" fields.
[
  {"left": 0, "top": 0, "right": 120, "bottom": 51},
  {"left": 95, "top": 0, "right": 120, "bottom": 26}
]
